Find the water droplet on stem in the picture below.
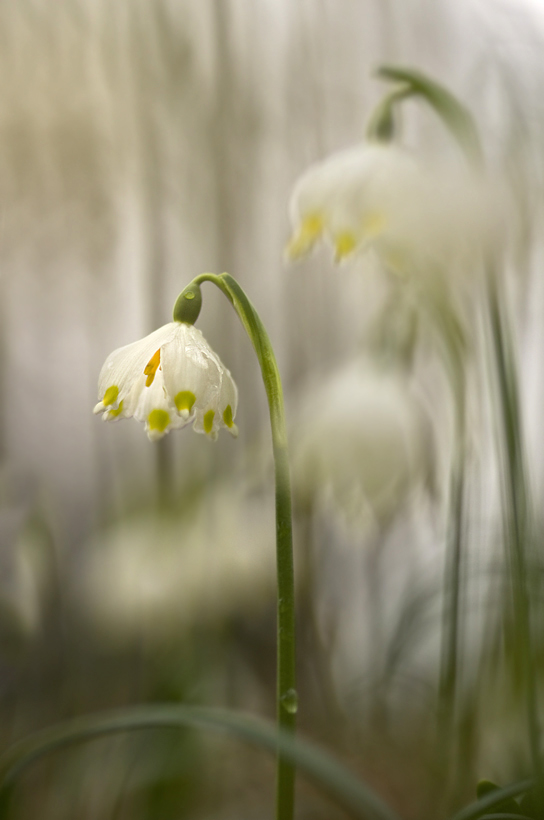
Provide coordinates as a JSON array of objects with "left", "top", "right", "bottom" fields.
[{"left": 280, "top": 689, "right": 298, "bottom": 714}]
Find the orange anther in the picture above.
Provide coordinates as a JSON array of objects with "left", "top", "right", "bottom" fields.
[{"left": 144, "top": 349, "right": 161, "bottom": 387}]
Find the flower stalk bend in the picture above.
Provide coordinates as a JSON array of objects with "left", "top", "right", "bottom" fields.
[{"left": 175, "top": 272, "right": 297, "bottom": 820}]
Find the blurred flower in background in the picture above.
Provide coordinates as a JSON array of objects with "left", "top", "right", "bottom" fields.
[
  {"left": 80, "top": 482, "right": 274, "bottom": 645},
  {"left": 284, "top": 136, "right": 504, "bottom": 407},
  {"left": 286, "top": 143, "right": 422, "bottom": 263},
  {"left": 286, "top": 139, "right": 502, "bottom": 290},
  {"left": 291, "top": 357, "right": 436, "bottom": 532}
]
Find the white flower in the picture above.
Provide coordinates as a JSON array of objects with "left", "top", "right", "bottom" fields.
[
  {"left": 286, "top": 141, "right": 493, "bottom": 275},
  {"left": 286, "top": 143, "right": 423, "bottom": 263},
  {"left": 93, "top": 322, "right": 238, "bottom": 441},
  {"left": 79, "top": 485, "right": 275, "bottom": 643},
  {"left": 292, "top": 359, "right": 434, "bottom": 530}
]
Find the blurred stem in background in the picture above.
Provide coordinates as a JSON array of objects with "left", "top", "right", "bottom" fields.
[
  {"left": 436, "top": 323, "right": 467, "bottom": 803},
  {"left": 487, "top": 264, "right": 542, "bottom": 797},
  {"left": 366, "top": 73, "right": 472, "bottom": 797},
  {"left": 174, "top": 273, "right": 297, "bottom": 820},
  {"left": 374, "top": 65, "right": 542, "bottom": 801}
]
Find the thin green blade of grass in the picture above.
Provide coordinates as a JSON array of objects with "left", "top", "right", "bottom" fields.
[{"left": 449, "top": 779, "right": 533, "bottom": 820}]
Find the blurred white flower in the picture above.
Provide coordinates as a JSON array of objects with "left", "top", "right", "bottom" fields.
[
  {"left": 286, "top": 141, "right": 496, "bottom": 276},
  {"left": 94, "top": 322, "right": 238, "bottom": 441},
  {"left": 286, "top": 143, "right": 419, "bottom": 262},
  {"left": 292, "top": 359, "right": 435, "bottom": 530},
  {"left": 80, "top": 486, "right": 275, "bottom": 643}
]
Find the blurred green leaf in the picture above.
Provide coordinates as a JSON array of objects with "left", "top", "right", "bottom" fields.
[
  {"left": 0, "top": 704, "right": 401, "bottom": 820},
  {"left": 476, "top": 780, "right": 525, "bottom": 816},
  {"left": 450, "top": 778, "right": 533, "bottom": 820},
  {"left": 518, "top": 790, "right": 540, "bottom": 818}
]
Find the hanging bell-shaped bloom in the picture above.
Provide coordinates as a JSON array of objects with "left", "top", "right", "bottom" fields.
[
  {"left": 286, "top": 143, "right": 425, "bottom": 263},
  {"left": 286, "top": 141, "right": 493, "bottom": 276},
  {"left": 291, "top": 359, "right": 435, "bottom": 529},
  {"left": 94, "top": 322, "right": 238, "bottom": 442}
]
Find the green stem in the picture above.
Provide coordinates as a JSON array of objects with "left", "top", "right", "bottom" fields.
[
  {"left": 365, "top": 84, "right": 412, "bottom": 143},
  {"left": 436, "top": 360, "right": 466, "bottom": 792},
  {"left": 374, "top": 64, "right": 541, "bottom": 796},
  {"left": 375, "top": 65, "right": 485, "bottom": 168},
  {"left": 421, "top": 291, "right": 468, "bottom": 807},
  {"left": 179, "top": 272, "right": 297, "bottom": 820},
  {"left": 487, "top": 267, "right": 541, "bottom": 792}
]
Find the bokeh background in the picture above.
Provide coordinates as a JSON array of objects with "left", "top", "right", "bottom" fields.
[{"left": 2, "top": 1, "right": 544, "bottom": 817}]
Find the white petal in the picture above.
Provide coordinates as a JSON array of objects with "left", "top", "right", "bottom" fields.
[
  {"left": 161, "top": 324, "right": 223, "bottom": 416},
  {"left": 217, "top": 367, "right": 238, "bottom": 435},
  {"left": 163, "top": 325, "right": 236, "bottom": 439},
  {"left": 133, "top": 369, "right": 187, "bottom": 441},
  {"left": 97, "top": 322, "right": 178, "bottom": 410},
  {"left": 289, "top": 143, "right": 422, "bottom": 257},
  {"left": 289, "top": 145, "right": 380, "bottom": 224},
  {"left": 328, "top": 147, "right": 421, "bottom": 236},
  {"left": 118, "top": 374, "right": 147, "bottom": 418}
]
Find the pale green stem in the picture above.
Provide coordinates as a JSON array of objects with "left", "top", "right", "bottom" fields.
[
  {"left": 374, "top": 64, "right": 541, "bottom": 792},
  {"left": 487, "top": 267, "right": 541, "bottom": 793},
  {"left": 420, "top": 293, "right": 467, "bottom": 808},
  {"left": 437, "top": 355, "right": 466, "bottom": 792},
  {"left": 365, "top": 84, "right": 412, "bottom": 143},
  {"left": 175, "top": 273, "right": 297, "bottom": 820},
  {"left": 375, "top": 65, "right": 485, "bottom": 168},
  {"left": 366, "top": 75, "right": 479, "bottom": 767}
]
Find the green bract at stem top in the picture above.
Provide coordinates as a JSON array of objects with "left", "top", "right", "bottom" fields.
[
  {"left": 365, "top": 84, "right": 412, "bottom": 143},
  {"left": 174, "top": 272, "right": 296, "bottom": 820}
]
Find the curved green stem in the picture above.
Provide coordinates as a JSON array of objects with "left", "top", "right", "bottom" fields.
[
  {"left": 449, "top": 777, "right": 533, "bottom": 820},
  {"left": 0, "top": 705, "right": 401, "bottom": 820},
  {"left": 176, "top": 272, "right": 296, "bottom": 820},
  {"left": 376, "top": 65, "right": 484, "bottom": 168},
  {"left": 366, "top": 84, "right": 412, "bottom": 143}
]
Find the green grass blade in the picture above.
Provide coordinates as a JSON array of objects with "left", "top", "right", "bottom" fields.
[
  {"left": 449, "top": 779, "right": 533, "bottom": 820},
  {"left": 0, "top": 704, "right": 401, "bottom": 820}
]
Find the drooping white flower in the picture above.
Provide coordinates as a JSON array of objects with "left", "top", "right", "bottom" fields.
[
  {"left": 292, "top": 359, "right": 435, "bottom": 530},
  {"left": 93, "top": 322, "right": 238, "bottom": 441},
  {"left": 286, "top": 141, "right": 494, "bottom": 275},
  {"left": 286, "top": 143, "right": 424, "bottom": 263}
]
